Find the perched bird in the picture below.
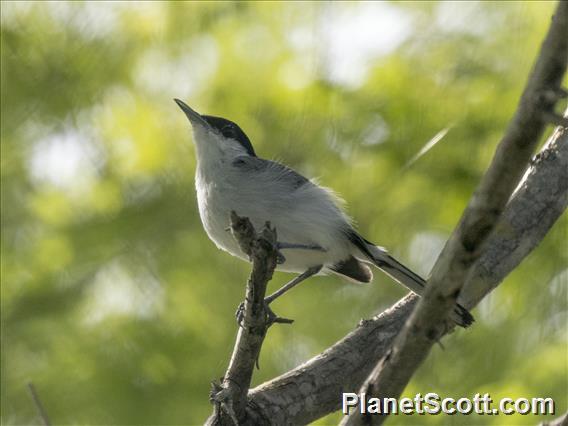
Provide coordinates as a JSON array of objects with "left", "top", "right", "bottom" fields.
[{"left": 174, "top": 99, "right": 473, "bottom": 327}]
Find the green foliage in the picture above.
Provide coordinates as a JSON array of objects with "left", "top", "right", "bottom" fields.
[{"left": 1, "top": 2, "right": 565, "bottom": 425}]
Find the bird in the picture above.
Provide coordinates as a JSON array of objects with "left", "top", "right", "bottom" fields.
[{"left": 174, "top": 98, "right": 474, "bottom": 327}]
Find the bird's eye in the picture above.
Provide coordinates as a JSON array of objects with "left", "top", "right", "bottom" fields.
[{"left": 221, "top": 125, "right": 237, "bottom": 139}]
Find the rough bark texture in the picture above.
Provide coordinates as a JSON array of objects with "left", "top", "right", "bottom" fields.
[
  {"left": 204, "top": 3, "right": 568, "bottom": 424},
  {"left": 243, "top": 122, "right": 566, "bottom": 425},
  {"left": 462, "top": 124, "right": 568, "bottom": 309},
  {"left": 343, "top": 3, "right": 567, "bottom": 425},
  {"left": 539, "top": 411, "right": 568, "bottom": 426},
  {"left": 206, "top": 212, "right": 279, "bottom": 425}
]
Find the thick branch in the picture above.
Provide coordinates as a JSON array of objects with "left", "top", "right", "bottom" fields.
[
  {"left": 462, "top": 123, "right": 568, "bottom": 308},
  {"left": 344, "top": 3, "right": 568, "bottom": 424},
  {"left": 244, "top": 121, "right": 568, "bottom": 424},
  {"left": 207, "top": 212, "right": 279, "bottom": 425},
  {"left": 540, "top": 411, "right": 568, "bottom": 426},
  {"left": 242, "top": 95, "right": 568, "bottom": 426},
  {"left": 206, "top": 5, "right": 567, "bottom": 424}
]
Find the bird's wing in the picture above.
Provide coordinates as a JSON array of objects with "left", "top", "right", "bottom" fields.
[{"left": 232, "top": 156, "right": 311, "bottom": 190}]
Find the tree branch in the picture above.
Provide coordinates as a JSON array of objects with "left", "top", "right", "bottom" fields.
[
  {"left": 343, "top": 2, "right": 567, "bottom": 424},
  {"left": 204, "top": 4, "right": 567, "bottom": 424},
  {"left": 206, "top": 212, "right": 279, "bottom": 425},
  {"left": 540, "top": 411, "right": 568, "bottom": 426},
  {"left": 244, "top": 115, "right": 567, "bottom": 425},
  {"left": 462, "top": 121, "right": 568, "bottom": 309}
]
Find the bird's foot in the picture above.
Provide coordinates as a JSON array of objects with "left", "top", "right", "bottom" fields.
[
  {"left": 235, "top": 301, "right": 246, "bottom": 326},
  {"left": 276, "top": 251, "right": 286, "bottom": 265},
  {"left": 453, "top": 304, "right": 475, "bottom": 328},
  {"left": 264, "top": 301, "right": 294, "bottom": 327},
  {"left": 235, "top": 299, "right": 294, "bottom": 328}
]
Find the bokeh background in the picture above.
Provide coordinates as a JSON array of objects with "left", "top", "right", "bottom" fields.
[{"left": 1, "top": 1, "right": 566, "bottom": 425}]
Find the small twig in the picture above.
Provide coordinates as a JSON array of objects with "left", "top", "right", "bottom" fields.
[{"left": 27, "top": 382, "right": 51, "bottom": 426}]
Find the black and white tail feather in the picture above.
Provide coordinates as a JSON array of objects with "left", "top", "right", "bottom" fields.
[{"left": 344, "top": 230, "right": 474, "bottom": 328}]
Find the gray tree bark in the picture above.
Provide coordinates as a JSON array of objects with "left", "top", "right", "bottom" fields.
[
  {"left": 539, "top": 411, "right": 568, "bottom": 426},
  {"left": 247, "top": 116, "right": 567, "bottom": 425},
  {"left": 207, "top": 213, "right": 281, "bottom": 425},
  {"left": 206, "top": 2, "right": 568, "bottom": 424},
  {"left": 343, "top": 2, "right": 567, "bottom": 424}
]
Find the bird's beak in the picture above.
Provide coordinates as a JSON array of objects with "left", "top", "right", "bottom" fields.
[{"left": 174, "top": 98, "right": 209, "bottom": 128}]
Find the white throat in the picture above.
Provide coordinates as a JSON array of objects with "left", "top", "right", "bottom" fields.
[{"left": 192, "top": 126, "right": 249, "bottom": 183}]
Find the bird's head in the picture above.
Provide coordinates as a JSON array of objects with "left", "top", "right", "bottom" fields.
[{"left": 174, "top": 99, "right": 256, "bottom": 163}]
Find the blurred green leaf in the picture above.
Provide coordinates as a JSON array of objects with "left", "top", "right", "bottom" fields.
[{"left": 1, "top": 2, "right": 565, "bottom": 425}]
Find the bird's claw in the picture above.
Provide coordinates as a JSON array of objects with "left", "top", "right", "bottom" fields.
[
  {"left": 264, "top": 302, "right": 294, "bottom": 326},
  {"left": 235, "top": 299, "right": 294, "bottom": 328},
  {"left": 235, "top": 301, "right": 247, "bottom": 327},
  {"left": 276, "top": 251, "right": 286, "bottom": 265},
  {"left": 452, "top": 304, "right": 475, "bottom": 328}
]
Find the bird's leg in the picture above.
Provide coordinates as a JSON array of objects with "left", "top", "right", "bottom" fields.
[
  {"left": 235, "top": 265, "right": 323, "bottom": 327},
  {"left": 265, "top": 265, "right": 323, "bottom": 304},
  {"left": 276, "top": 242, "right": 326, "bottom": 252}
]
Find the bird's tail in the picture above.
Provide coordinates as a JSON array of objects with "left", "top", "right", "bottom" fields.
[{"left": 365, "top": 243, "right": 475, "bottom": 328}]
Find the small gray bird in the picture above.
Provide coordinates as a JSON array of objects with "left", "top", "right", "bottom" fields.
[{"left": 175, "top": 99, "right": 473, "bottom": 327}]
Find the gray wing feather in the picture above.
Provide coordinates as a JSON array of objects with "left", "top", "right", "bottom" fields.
[{"left": 232, "top": 156, "right": 310, "bottom": 190}]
